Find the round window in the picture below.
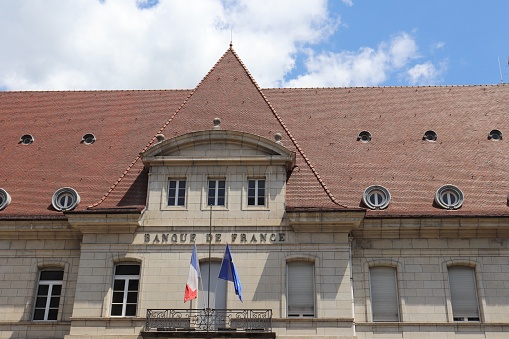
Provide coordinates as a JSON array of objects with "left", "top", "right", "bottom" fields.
[
  {"left": 0, "top": 188, "right": 12, "bottom": 210},
  {"left": 435, "top": 185, "right": 464, "bottom": 210},
  {"left": 82, "top": 133, "right": 96, "bottom": 144},
  {"left": 20, "top": 134, "right": 34, "bottom": 145},
  {"left": 363, "top": 185, "right": 391, "bottom": 210},
  {"left": 358, "top": 131, "right": 372, "bottom": 143},
  {"left": 423, "top": 130, "right": 437, "bottom": 142},
  {"left": 52, "top": 187, "right": 80, "bottom": 211},
  {"left": 488, "top": 129, "right": 502, "bottom": 141}
]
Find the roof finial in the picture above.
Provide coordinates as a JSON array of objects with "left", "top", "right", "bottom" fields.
[{"left": 230, "top": 28, "right": 233, "bottom": 48}]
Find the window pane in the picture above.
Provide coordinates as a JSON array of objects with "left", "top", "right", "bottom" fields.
[
  {"left": 125, "top": 304, "right": 137, "bottom": 316},
  {"left": 111, "top": 304, "right": 123, "bottom": 316},
  {"left": 40, "top": 271, "right": 64, "bottom": 281},
  {"left": 115, "top": 265, "right": 140, "bottom": 275},
  {"left": 112, "top": 291, "right": 124, "bottom": 303},
  {"left": 52, "top": 285, "right": 62, "bottom": 296},
  {"left": 258, "top": 197, "right": 265, "bottom": 205},
  {"left": 177, "top": 197, "right": 185, "bottom": 206},
  {"left": 248, "top": 197, "right": 255, "bottom": 205},
  {"left": 127, "top": 291, "right": 138, "bottom": 303},
  {"left": 218, "top": 180, "right": 225, "bottom": 189},
  {"left": 49, "top": 296, "right": 60, "bottom": 308},
  {"left": 258, "top": 180, "right": 265, "bottom": 189},
  {"left": 169, "top": 181, "right": 176, "bottom": 189},
  {"left": 35, "top": 297, "right": 47, "bottom": 308},
  {"left": 113, "top": 279, "right": 125, "bottom": 291},
  {"left": 47, "top": 309, "right": 58, "bottom": 320},
  {"left": 128, "top": 280, "right": 139, "bottom": 291},
  {"left": 179, "top": 181, "right": 186, "bottom": 189},
  {"left": 248, "top": 180, "right": 256, "bottom": 189},
  {"left": 33, "top": 309, "right": 45, "bottom": 320},
  {"left": 37, "top": 284, "right": 49, "bottom": 296}
]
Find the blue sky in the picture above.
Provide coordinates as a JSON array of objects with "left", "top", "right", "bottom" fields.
[{"left": 0, "top": 0, "right": 508, "bottom": 90}]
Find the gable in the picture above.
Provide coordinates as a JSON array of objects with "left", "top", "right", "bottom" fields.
[{"left": 142, "top": 130, "right": 295, "bottom": 170}]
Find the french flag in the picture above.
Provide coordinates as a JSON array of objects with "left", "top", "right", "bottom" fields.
[{"left": 184, "top": 244, "right": 200, "bottom": 302}]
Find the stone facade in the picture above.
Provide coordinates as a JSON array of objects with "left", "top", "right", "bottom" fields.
[{"left": 2, "top": 47, "right": 509, "bottom": 339}]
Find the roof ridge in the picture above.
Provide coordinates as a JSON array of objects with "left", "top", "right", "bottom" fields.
[
  {"left": 88, "top": 49, "right": 235, "bottom": 209},
  {"left": 228, "top": 48, "right": 348, "bottom": 209}
]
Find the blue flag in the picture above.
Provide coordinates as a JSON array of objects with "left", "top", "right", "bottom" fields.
[{"left": 218, "top": 244, "right": 243, "bottom": 302}]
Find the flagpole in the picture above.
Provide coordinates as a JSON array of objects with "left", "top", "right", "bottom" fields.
[{"left": 208, "top": 205, "right": 212, "bottom": 310}]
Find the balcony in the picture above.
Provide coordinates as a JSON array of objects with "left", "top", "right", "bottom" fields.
[{"left": 143, "top": 309, "right": 275, "bottom": 338}]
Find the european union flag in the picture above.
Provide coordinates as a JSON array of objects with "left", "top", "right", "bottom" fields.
[{"left": 218, "top": 244, "right": 243, "bottom": 302}]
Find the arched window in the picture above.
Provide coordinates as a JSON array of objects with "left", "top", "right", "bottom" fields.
[
  {"left": 111, "top": 264, "right": 140, "bottom": 317},
  {"left": 369, "top": 266, "right": 399, "bottom": 321},
  {"left": 287, "top": 261, "right": 315, "bottom": 317}
]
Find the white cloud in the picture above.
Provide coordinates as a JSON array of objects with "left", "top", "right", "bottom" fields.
[
  {"left": 407, "top": 60, "right": 446, "bottom": 85},
  {"left": 341, "top": 0, "right": 353, "bottom": 6},
  {"left": 285, "top": 32, "right": 421, "bottom": 87},
  {"left": 0, "top": 0, "right": 334, "bottom": 90},
  {"left": 0, "top": 0, "right": 444, "bottom": 90}
]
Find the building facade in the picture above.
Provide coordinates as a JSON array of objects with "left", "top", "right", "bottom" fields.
[{"left": 1, "top": 46, "right": 509, "bottom": 338}]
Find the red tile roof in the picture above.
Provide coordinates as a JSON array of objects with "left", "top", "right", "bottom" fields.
[{"left": 2, "top": 47, "right": 509, "bottom": 218}]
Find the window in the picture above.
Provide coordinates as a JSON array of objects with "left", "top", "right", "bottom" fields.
[
  {"left": 248, "top": 179, "right": 265, "bottom": 206},
  {"left": 52, "top": 187, "right": 80, "bottom": 211},
  {"left": 208, "top": 179, "right": 225, "bottom": 206},
  {"left": 369, "top": 267, "right": 399, "bottom": 321},
  {"left": 423, "top": 130, "right": 437, "bottom": 141},
  {"left": 435, "top": 185, "right": 464, "bottom": 210},
  {"left": 168, "top": 179, "right": 186, "bottom": 206},
  {"left": 363, "top": 185, "right": 391, "bottom": 210},
  {"left": 287, "top": 261, "right": 314, "bottom": 317},
  {"left": 488, "top": 129, "right": 502, "bottom": 140},
  {"left": 111, "top": 264, "right": 140, "bottom": 317},
  {"left": 33, "top": 270, "right": 64, "bottom": 321},
  {"left": 357, "top": 131, "right": 372, "bottom": 142},
  {"left": 198, "top": 261, "right": 227, "bottom": 310},
  {"left": 448, "top": 266, "right": 480, "bottom": 321},
  {"left": 81, "top": 133, "right": 96, "bottom": 144},
  {"left": 0, "top": 188, "right": 11, "bottom": 210}
]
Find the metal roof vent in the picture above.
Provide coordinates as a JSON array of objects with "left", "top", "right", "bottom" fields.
[
  {"left": 274, "top": 132, "right": 283, "bottom": 145},
  {"left": 357, "top": 131, "right": 372, "bottom": 143},
  {"left": 155, "top": 134, "right": 165, "bottom": 143},
  {"left": 213, "top": 117, "right": 222, "bottom": 130},
  {"left": 82, "top": 133, "right": 96, "bottom": 145},
  {"left": 20, "top": 134, "right": 34, "bottom": 145},
  {"left": 423, "top": 130, "right": 437, "bottom": 142},
  {"left": 488, "top": 129, "right": 502, "bottom": 140}
]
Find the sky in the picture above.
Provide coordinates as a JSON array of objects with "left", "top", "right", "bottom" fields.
[{"left": 1, "top": 0, "right": 508, "bottom": 91}]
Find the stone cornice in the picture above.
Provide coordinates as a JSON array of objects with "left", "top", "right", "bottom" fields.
[
  {"left": 286, "top": 210, "right": 365, "bottom": 233},
  {"left": 67, "top": 212, "right": 141, "bottom": 234},
  {"left": 353, "top": 217, "right": 509, "bottom": 238}
]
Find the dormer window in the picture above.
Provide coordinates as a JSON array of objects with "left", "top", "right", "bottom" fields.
[
  {"left": 52, "top": 187, "right": 80, "bottom": 211},
  {"left": 0, "top": 188, "right": 11, "bottom": 210},
  {"left": 363, "top": 185, "right": 391, "bottom": 210},
  {"left": 435, "top": 185, "right": 464, "bottom": 210}
]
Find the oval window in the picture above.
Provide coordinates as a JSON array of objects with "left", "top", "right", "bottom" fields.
[
  {"left": 0, "top": 188, "right": 12, "bottom": 210},
  {"left": 435, "top": 185, "right": 464, "bottom": 210},
  {"left": 52, "top": 187, "right": 80, "bottom": 211},
  {"left": 363, "top": 185, "right": 391, "bottom": 210}
]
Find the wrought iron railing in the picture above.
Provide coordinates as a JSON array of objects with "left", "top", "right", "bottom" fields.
[{"left": 145, "top": 308, "right": 272, "bottom": 332}]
